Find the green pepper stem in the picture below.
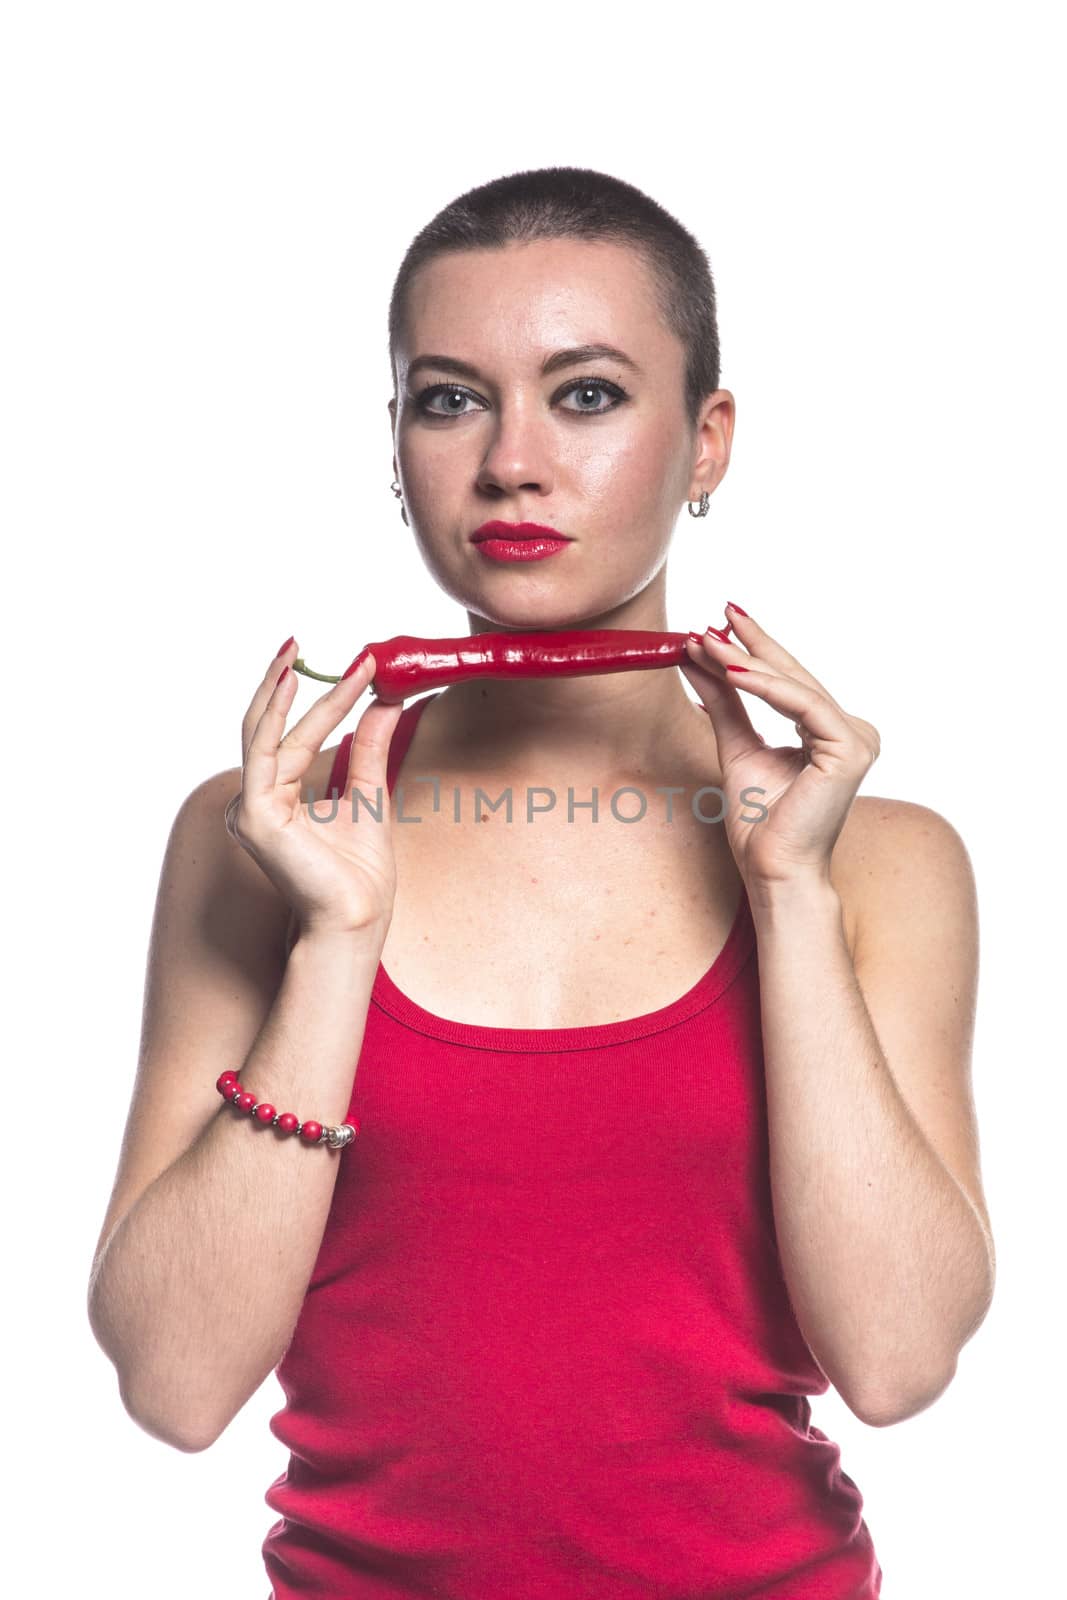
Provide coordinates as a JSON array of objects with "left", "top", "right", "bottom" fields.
[{"left": 292, "top": 657, "right": 342, "bottom": 684}]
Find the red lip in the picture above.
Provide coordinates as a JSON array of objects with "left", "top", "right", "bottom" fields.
[{"left": 471, "top": 521, "right": 571, "bottom": 542}]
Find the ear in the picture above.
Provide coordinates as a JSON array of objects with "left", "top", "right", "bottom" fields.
[
  {"left": 388, "top": 399, "right": 399, "bottom": 481},
  {"left": 690, "top": 389, "right": 735, "bottom": 496}
]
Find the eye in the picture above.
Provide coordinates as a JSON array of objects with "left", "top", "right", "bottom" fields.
[
  {"left": 412, "top": 376, "right": 629, "bottom": 419},
  {"left": 414, "top": 384, "right": 480, "bottom": 418},
  {"left": 558, "top": 378, "right": 628, "bottom": 414}
]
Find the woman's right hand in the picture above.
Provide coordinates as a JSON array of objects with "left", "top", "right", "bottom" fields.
[{"left": 225, "top": 639, "right": 408, "bottom": 943}]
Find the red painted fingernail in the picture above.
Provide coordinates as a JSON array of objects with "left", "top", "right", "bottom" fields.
[
  {"left": 725, "top": 601, "right": 749, "bottom": 617},
  {"left": 726, "top": 665, "right": 750, "bottom": 673},
  {"left": 277, "top": 666, "right": 290, "bottom": 684},
  {"left": 687, "top": 630, "right": 705, "bottom": 643},
  {"left": 705, "top": 625, "right": 731, "bottom": 642},
  {"left": 274, "top": 635, "right": 294, "bottom": 658},
  {"left": 342, "top": 647, "right": 370, "bottom": 680}
]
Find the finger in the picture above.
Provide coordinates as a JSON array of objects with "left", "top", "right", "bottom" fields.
[
  {"left": 243, "top": 657, "right": 301, "bottom": 809},
  {"left": 241, "top": 639, "right": 299, "bottom": 768},
  {"left": 718, "top": 607, "right": 843, "bottom": 709},
  {"left": 702, "top": 658, "right": 866, "bottom": 763},
  {"left": 679, "top": 656, "right": 764, "bottom": 765},
  {"left": 690, "top": 625, "right": 844, "bottom": 719},
  {"left": 274, "top": 651, "right": 381, "bottom": 788},
  {"left": 689, "top": 688, "right": 766, "bottom": 742},
  {"left": 337, "top": 695, "right": 408, "bottom": 815}
]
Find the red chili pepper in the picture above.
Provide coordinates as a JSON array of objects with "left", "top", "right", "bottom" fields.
[{"left": 293, "top": 630, "right": 693, "bottom": 704}]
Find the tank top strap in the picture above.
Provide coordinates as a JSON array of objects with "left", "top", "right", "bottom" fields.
[{"left": 326, "top": 692, "right": 440, "bottom": 800}]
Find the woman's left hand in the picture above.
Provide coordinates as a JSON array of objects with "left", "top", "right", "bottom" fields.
[{"left": 679, "top": 605, "right": 881, "bottom": 890}]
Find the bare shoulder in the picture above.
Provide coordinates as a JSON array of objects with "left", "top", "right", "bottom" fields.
[
  {"left": 181, "top": 763, "right": 292, "bottom": 939},
  {"left": 830, "top": 794, "right": 978, "bottom": 968},
  {"left": 832, "top": 793, "right": 974, "bottom": 868}
]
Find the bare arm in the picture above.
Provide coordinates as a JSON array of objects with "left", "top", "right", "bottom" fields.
[
  {"left": 86, "top": 768, "right": 385, "bottom": 1452},
  {"left": 750, "top": 806, "right": 994, "bottom": 1428}
]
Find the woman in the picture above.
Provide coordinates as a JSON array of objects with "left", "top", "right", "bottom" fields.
[{"left": 88, "top": 167, "right": 995, "bottom": 1598}]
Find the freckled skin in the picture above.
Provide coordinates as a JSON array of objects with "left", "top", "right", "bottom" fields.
[{"left": 364, "top": 237, "right": 747, "bottom": 1030}]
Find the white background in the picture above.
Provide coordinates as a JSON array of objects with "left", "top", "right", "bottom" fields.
[{"left": 3, "top": 2, "right": 1061, "bottom": 1595}]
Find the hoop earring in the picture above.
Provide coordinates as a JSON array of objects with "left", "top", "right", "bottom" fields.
[
  {"left": 687, "top": 489, "right": 710, "bottom": 518},
  {"left": 391, "top": 479, "right": 409, "bottom": 527}
]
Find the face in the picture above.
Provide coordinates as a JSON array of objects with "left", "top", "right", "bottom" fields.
[{"left": 389, "top": 237, "right": 733, "bottom": 633}]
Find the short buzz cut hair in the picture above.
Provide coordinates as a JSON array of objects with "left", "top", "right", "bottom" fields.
[{"left": 388, "top": 165, "right": 722, "bottom": 432}]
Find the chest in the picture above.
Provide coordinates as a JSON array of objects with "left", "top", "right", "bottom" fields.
[{"left": 378, "top": 783, "right": 745, "bottom": 1030}]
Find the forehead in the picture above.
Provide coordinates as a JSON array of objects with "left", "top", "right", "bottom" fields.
[{"left": 398, "top": 238, "right": 670, "bottom": 366}]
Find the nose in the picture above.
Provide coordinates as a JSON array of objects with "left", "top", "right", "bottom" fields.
[{"left": 474, "top": 402, "right": 555, "bottom": 500}]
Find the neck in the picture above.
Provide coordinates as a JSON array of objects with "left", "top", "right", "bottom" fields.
[{"left": 420, "top": 601, "right": 714, "bottom": 782}]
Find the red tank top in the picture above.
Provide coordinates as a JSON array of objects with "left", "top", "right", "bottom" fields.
[{"left": 261, "top": 693, "right": 883, "bottom": 1597}]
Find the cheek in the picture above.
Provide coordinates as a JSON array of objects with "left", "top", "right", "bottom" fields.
[
  {"left": 582, "top": 417, "right": 682, "bottom": 503},
  {"left": 401, "top": 440, "right": 458, "bottom": 499}
]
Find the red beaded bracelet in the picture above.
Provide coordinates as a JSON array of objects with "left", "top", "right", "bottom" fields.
[{"left": 215, "top": 1070, "right": 360, "bottom": 1151}]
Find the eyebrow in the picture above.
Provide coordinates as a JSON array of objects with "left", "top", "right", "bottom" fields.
[{"left": 405, "top": 343, "right": 644, "bottom": 383}]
